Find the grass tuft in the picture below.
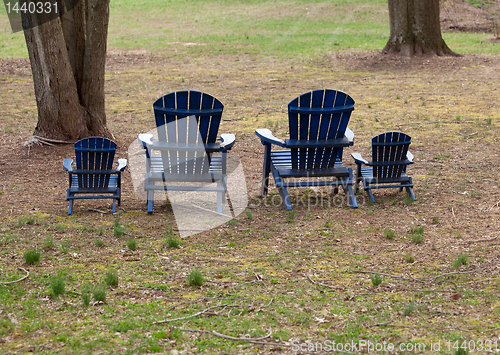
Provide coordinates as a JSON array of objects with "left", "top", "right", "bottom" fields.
[
  {"left": 453, "top": 253, "right": 468, "bottom": 269},
  {"left": 188, "top": 268, "right": 204, "bottom": 287},
  {"left": 92, "top": 284, "right": 107, "bottom": 303},
  {"left": 370, "top": 273, "right": 382, "bottom": 287},
  {"left": 104, "top": 269, "right": 119, "bottom": 287},
  {"left": 50, "top": 276, "right": 65, "bottom": 298},
  {"left": 23, "top": 248, "right": 41, "bottom": 264},
  {"left": 126, "top": 238, "right": 137, "bottom": 251},
  {"left": 383, "top": 228, "right": 395, "bottom": 240}
]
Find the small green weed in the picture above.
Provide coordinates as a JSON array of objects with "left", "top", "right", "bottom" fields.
[
  {"left": 81, "top": 284, "right": 91, "bottom": 307},
  {"left": 104, "top": 269, "right": 119, "bottom": 287},
  {"left": 371, "top": 273, "right": 382, "bottom": 287},
  {"left": 114, "top": 218, "right": 126, "bottom": 237},
  {"left": 383, "top": 228, "right": 395, "bottom": 240},
  {"left": 434, "top": 153, "right": 451, "bottom": 160},
  {"left": 44, "top": 235, "right": 54, "bottom": 250},
  {"left": 92, "top": 285, "right": 106, "bottom": 303},
  {"left": 227, "top": 219, "right": 238, "bottom": 226},
  {"left": 410, "top": 226, "right": 424, "bottom": 234},
  {"left": 55, "top": 223, "right": 66, "bottom": 232},
  {"left": 165, "top": 235, "right": 180, "bottom": 248},
  {"left": 432, "top": 216, "right": 439, "bottom": 224},
  {"left": 23, "top": 248, "right": 41, "bottom": 264},
  {"left": 94, "top": 238, "right": 104, "bottom": 248},
  {"left": 18, "top": 216, "right": 35, "bottom": 226},
  {"left": 49, "top": 276, "right": 65, "bottom": 298},
  {"left": 59, "top": 240, "right": 70, "bottom": 253},
  {"left": 453, "top": 253, "right": 468, "bottom": 269},
  {"left": 188, "top": 268, "right": 204, "bottom": 287},
  {"left": 126, "top": 238, "right": 137, "bottom": 251},
  {"left": 403, "top": 301, "right": 416, "bottom": 316},
  {"left": 245, "top": 209, "right": 254, "bottom": 221},
  {"left": 405, "top": 254, "right": 415, "bottom": 263},
  {"left": 411, "top": 233, "right": 424, "bottom": 244},
  {"left": 98, "top": 226, "right": 104, "bottom": 236},
  {"left": 455, "top": 230, "right": 462, "bottom": 239}
]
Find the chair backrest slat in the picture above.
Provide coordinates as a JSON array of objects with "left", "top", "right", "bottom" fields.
[
  {"left": 372, "top": 132, "right": 411, "bottom": 179},
  {"left": 75, "top": 137, "right": 116, "bottom": 189},
  {"left": 288, "top": 89, "right": 354, "bottom": 171},
  {"left": 153, "top": 91, "right": 224, "bottom": 177}
]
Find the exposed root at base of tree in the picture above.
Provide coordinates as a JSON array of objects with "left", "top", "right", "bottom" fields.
[
  {"left": 382, "top": 43, "right": 461, "bottom": 57},
  {"left": 23, "top": 135, "right": 72, "bottom": 155}
]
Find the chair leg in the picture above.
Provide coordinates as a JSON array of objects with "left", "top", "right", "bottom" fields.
[
  {"left": 346, "top": 184, "right": 358, "bottom": 208},
  {"left": 112, "top": 199, "right": 117, "bottom": 214},
  {"left": 346, "top": 169, "right": 358, "bottom": 208},
  {"left": 261, "top": 143, "right": 271, "bottom": 196},
  {"left": 68, "top": 200, "right": 73, "bottom": 215},
  {"left": 366, "top": 186, "right": 375, "bottom": 203},
  {"left": 279, "top": 187, "right": 292, "bottom": 210},
  {"left": 354, "top": 163, "right": 362, "bottom": 194},
  {"left": 217, "top": 181, "right": 223, "bottom": 213},
  {"left": 147, "top": 190, "right": 154, "bottom": 214},
  {"left": 406, "top": 178, "right": 416, "bottom": 201}
]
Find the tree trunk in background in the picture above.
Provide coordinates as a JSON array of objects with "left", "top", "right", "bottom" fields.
[
  {"left": 22, "top": 0, "right": 111, "bottom": 140},
  {"left": 383, "top": 0, "right": 458, "bottom": 56}
]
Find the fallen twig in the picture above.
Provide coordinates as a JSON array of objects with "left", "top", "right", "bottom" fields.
[
  {"left": 356, "top": 269, "right": 475, "bottom": 283},
  {"left": 307, "top": 274, "right": 344, "bottom": 290},
  {"left": 1, "top": 267, "right": 29, "bottom": 285},
  {"left": 153, "top": 304, "right": 241, "bottom": 324},
  {"left": 461, "top": 236, "right": 498, "bottom": 244},
  {"left": 176, "top": 327, "right": 292, "bottom": 347}
]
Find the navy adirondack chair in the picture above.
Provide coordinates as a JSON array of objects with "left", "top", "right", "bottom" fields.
[
  {"left": 63, "top": 137, "right": 127, "bottom": 215},
  {"left": 138, "top": 90, "right": 235, "bottom": 214},
  {"left": 351, "top": 132, "right": 415, "bottom": 203},
  {"left": 255, "top": 89, "right": 358, "bottom": 210}
]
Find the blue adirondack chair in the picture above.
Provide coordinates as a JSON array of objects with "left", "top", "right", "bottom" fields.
[
  {"left": 255, "top": 89, "right": 358, "bottom": 210},
  {"left": 351, "top": 132, "right": 415, "bottom": 203},
  {"left": 63, "top": 137, "right": 127, "bottom": 215},
  {"left": 138, "top": 90, "right": 235, "bottom": 214}
]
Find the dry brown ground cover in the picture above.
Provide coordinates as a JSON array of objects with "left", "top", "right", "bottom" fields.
[{"left": 1, "top": 3, "right": 500, "bottom": 352}]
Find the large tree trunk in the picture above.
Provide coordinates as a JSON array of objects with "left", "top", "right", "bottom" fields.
[
  {"left": 383, "top": 0, "right": 458, "bottom": 56},
  {"left": 22, "top": 0, "right": 111, "bottom": 141}
]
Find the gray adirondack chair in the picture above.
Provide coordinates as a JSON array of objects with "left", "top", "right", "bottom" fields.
[{"left": 138, "top": 91, "right": 235, "bottom": 214}]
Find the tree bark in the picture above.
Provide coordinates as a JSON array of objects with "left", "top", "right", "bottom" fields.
[
  {"left": 383, "top": 0, "right": 458, "bottom": 56},
  {"left": 22, "top": 0, "right": 111, "bottom": 141}
]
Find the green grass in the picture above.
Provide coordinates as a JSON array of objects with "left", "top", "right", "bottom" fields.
[
  {"left": 23, "top": 248, "right": 41, "bottom": 264},
  {"left": 2, "top": 0, "right": 500, "bottom": 59}
]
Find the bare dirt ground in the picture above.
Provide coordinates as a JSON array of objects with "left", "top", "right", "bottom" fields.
[{"left": 0, "top": 2, "right": 500, "bottom": 354}]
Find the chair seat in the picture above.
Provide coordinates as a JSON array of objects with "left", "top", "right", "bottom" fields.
[
  {"left": 146, "top": 156, "right": 224, "bottom": 182},
  {"left": 270, "top": 150, "right": 347, "bottom": 178},
  {"left": 359, "top": 167, "right": 412, "bottom": 184}
]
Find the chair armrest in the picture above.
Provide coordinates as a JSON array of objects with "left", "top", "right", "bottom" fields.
[
  {"left": 63, "top": 159, "right": 73, "bottom": 172},
  {"left": 117, "top": 159, "right": 127, "bottom": 171},
  {"left": 138, "top": 133, "right": 154, "bottom": 148},
  {"left": 220, "top": 134, "right": 236, "bottom": 151},
  {"left": 351, "top": 153, "right": 368, "bottom": 165},
  {"left": 407, "top": 151, "right": 414, "bottom": 163},
  {"left": 255, "top": 128, "right": 286, "bottom": 147},
  {"left": 345, "top": 128, "right": 354, "bottom": 143}
]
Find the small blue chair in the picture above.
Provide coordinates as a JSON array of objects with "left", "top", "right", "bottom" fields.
[
  {"left": 351, "top": 132, "right": 415, "bottom": 203},
  {"left": 63, "top": 137, "right": 127, "bottom": 215},
  {"left": 138, "top": 91, "right": 235, "bottom": 214},
  {"left": 255, "top": 89, "right": 358, "bottom": 210}
]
